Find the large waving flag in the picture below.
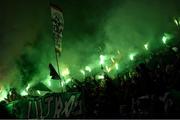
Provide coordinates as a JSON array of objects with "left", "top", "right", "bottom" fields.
[
  {"left": 50, "top": 4, "right": 64, "bottom": 78},
  {"left": 51, "top": 4, "right": 64, "bottom": 55}
]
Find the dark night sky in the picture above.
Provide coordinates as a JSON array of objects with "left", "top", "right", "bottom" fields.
[{"left": 0, "top": 0, "right": 180, "bottom": 90}]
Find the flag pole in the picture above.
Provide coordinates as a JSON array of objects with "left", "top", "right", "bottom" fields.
[
  {"left": 55, "top": 51, "right": 60, "bottom": 77},
  {"left": 55, "top": 50, "right": 64, "bottom": 91},
  {"left": 50, "top": 3, "right": 64, "bottom": 91}
]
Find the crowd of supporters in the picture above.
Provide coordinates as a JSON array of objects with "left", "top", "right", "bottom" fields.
[
  {"left": 65, "top": 38, "right": 180, "bottom": 118},
  {"left": 1, "top": 34, "right": 180, "bottom": 119}
]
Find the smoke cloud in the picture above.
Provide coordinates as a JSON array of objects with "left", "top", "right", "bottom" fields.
[
  {"left": 0, "top": 0, "right": 55, "bottom": 91},
  {"left": 59, "top": 0, "right": 180, "bottom": 77},
  {"left": 0, "top": 0, "right": 180, "bottom": 92}
]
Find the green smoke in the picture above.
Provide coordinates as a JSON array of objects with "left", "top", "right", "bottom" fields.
[
  {"left": 0, "top": 0, "right": 56, "bottom": 93},
  {"left": 59, "top": 0, "right": 180, "bottom": 78},
  {"left": 0, "top": 0, "right": 180, "bottom": 95}
]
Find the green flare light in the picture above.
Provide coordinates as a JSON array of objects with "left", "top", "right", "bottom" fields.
[
  {"left": 0, "top": 89, "right": 7, "bottom": 101},
  {"left": 115, "top": 63, "right": 118, "bottom": 70},
  {"left": 20, "top": 90, "right": 28, "bottom": 96},
  {"left": 144, "top": 43, "right": 148, "bottom": 50},
  {"left": 80, "top": 69, "right": 85, "bottom": 75},
  {"left": 61, "top": 68, "right": 70, "bottom": 77},
  {"left": 65, "top": 78, "right": 71, "bottom": 84},
  {"left": 85, "top": 66, "right": 91, "bottom": 72},
  {"left": 174, "top": 18, "right": 179, "bottom": 26},
  {"left": 129, "top": 53, "right": 135, "bottom": 61},
  {"left": 162, "top": 36, "right": 167, "bottom": 44},
  {"left": 97, "top": 74, "right": 104, "bottom": 79},
  {"left": 106, "top": 66, "right": 111, "bottom": 73},
  {"left": 162, "top": 33, "right": 173, "bottom": 44},
  {"left": 37, "top": 90, "right": 41, "bottom": 95},
  {"left": 99, "top": 55, "right": 105, "bottom": 65},
  {"left": 26, "top": 84, "right": 30, "bottom": 91}
]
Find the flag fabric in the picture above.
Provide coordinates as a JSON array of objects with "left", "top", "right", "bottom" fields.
[
  {"left": 49, "top": 63, "right": 61, "bottom": 80},
  {"left": 30, "top": 82, "right": 52, "bottom": 91},
  {"left": 50, "top": 4, "right": 64, "bottom": 56},
  {"left": 7, "top": 92, "right": 83, "bottom": 118}
]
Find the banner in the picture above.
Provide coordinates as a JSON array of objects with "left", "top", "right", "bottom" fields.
[
  {"left": 51, "top": 4, "right": 64, "bottom": 55},
  {"left": 8, "top": 92, "right": 82, "bottom": 118}
]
